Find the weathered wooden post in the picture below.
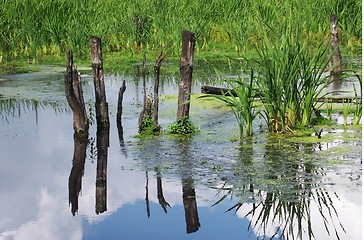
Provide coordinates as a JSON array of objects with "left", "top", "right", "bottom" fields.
[
  {"left": 138, "top": 56, "right": 152, "bottom": 133},
  {"left": 90, "top": 36, "right": 109, "bottom": 128},
  {"left": 64, "top": 49, "right": 88, "bottom": 137},
  {"left": 116, "top": 80, "right": 126, "bottom": 126},
  {"left": 117, "top": 80, "right": 126, "bottom": 145},
  {"left": 142, "top": 55, "right": 147, "bottom": 110},
  {"left": 177, "top": 30, "right": 195, "bottom": 120},
  {"left": 330, "top": 14, "right": 342, "bottom": 82},
  {"left": 153, "top": 51, "right": 166, "bottom": 130}
]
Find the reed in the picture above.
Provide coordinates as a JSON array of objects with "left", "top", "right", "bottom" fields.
[
  {"left": 352, "top": 74, "right": 362, "bottom": 125},
  {"left": 342, "top": 101, "right": 351, "bottom": 126},
  {"left": 255, "top": 15, "right": 333, "bottom": 132},
  {"left": 200, "top": 68, "right": 258, "bottom": 138}
]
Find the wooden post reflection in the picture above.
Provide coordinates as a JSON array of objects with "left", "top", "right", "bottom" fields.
[
  {"left": 182, "top": 178, "right": 200, "bottom": 233},
  {"left": 157, "top": 174, "right": 171, "bottom": 213},
  {"left": 95, "top": 127, "right": 109, "bottom": 214},
  {"left": 68, "top": 135, "right": 88, "bottom": 216},
  {"left": 145, "top": 171, "right": 151, "bottom": 218}
]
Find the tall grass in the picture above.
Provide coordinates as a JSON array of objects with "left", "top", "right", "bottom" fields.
[{"left": 0, "top": 0, "right": 361, "bottom": 63}]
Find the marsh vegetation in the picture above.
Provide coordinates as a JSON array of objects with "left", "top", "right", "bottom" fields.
[{"left": 0, "top": 0, "right": 361, "bottom": 65}]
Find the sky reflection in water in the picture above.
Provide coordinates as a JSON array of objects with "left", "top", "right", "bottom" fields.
[{"left": 0, "top": 70, "right": 362, "bottom": 240}]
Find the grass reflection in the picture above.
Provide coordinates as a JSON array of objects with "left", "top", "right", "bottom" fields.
[
  {"left": 0, "top": 98, "right": 68, "bottom": 122},
  {"left": 213, "top": 141, "right": 347, "bottom": 239}
]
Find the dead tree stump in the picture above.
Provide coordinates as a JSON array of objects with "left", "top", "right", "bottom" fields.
[
  {"left": 64, "top": 49, "right": 88, "bottom": 137},
  {"left": 117, "top": 80, "right": 126, "bottom": 145},
  {"left": 117, "top": 80, "right": 126, "bottom": 126},
  {"left": 177, "top": 30, "right": 195, "bottom": 120},
  {"left": 330, "top": 14, "right": 342, "bottom": 83},
  {"left": 153, "top": 51, "right": 166, "bottom": 131},
  {"left": 90, "top": 36, "right": 109, "bottom": 128},
  {"left": 138, "top": 56, "right": 152, "bottom": 133}
]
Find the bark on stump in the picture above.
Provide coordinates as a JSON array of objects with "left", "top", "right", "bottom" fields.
[
  {"left": 90, "top": 36, "right": 110, "bottom": 128},
  {"left": 177, "top": 30, "right": 195, "bottom": 120},
  {"left": 64, "top": 50, "right": 88, "bottom": 137}
]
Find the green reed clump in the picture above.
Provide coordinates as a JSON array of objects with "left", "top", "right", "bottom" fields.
[{"left": 255, "top": 16, "right": 333, "bottom": 132}]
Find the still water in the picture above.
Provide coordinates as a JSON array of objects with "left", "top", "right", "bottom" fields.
[{"left": 0, "top": 65, "right": 362, "bottom": 240}]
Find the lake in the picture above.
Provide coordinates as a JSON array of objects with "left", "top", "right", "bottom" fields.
[{"left": 0, "top": 63, "right": 362, "bottom": 240}]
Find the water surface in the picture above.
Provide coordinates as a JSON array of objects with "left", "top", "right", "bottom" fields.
[{"left": 0, "top": 65, "right": 362, "bottom": 240}]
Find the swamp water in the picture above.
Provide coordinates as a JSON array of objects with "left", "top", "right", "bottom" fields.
[{"left": 0, "top": 64, "right": 362, "bottom": 240}]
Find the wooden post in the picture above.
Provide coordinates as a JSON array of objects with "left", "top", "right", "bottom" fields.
[
  {"left": 117, "top": 80, "right": 126, "bottom": 145},
  {"left": 138, "top": 56, "right": 152, "bottom": 133},
  {"left": 116, "top": 80, "right": 126, "bottom": 125},
  {"left": 142, "top": 55, "right": 147, "bottom": 110},
  {"left": 330, "top": 14, "right": 342, "bottom": 82},
  {"left": 64, "top": 49, "right": 88, "bottom": 137},
  {"left": 90, "top": 36, "right": 109, "bottom": 128},
  {"left": 177, "top": 30, "right": 195, "bottom": 120},
  {"left": 153, "top": 51, "right": 166, "bottom": 130}
]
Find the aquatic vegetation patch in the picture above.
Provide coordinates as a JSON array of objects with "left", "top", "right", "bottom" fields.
[{"left": 168, "top": 117, "right": 198, "bottom": 135}]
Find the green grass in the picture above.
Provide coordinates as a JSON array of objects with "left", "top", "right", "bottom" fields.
[{"left": 0, "top": 0, "right": 361, "bottom": 65}]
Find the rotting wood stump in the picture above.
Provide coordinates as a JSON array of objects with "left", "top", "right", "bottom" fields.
[
  {"left": 64, "top": 49, "right": 88, "bottom": 137},
  {"left": 330, "top": 14, "right": 342, "bottom": 84},
  {"left": 177, "top": 30, "right": 195, "bottom": 120},
  {"left": 201, "top": 85, "right": 361, "bottom": 103},
  {"left": 138, "top": 55, "right": 151, "bottom": 133},
  {"left": 90, "top": 36, "right": 110, "bottom": 128},
  {"left": 330, "top": 14, "right": 342, "bottom": 74},
  {"left": 117, "top": 80, "right": 126, "bottom": 126},
  {"left": 117, "top": 80, "right": 126, "bottom": 143},
  {"left": 153, "top": 51, "right": 166, "bottom": 130}
]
